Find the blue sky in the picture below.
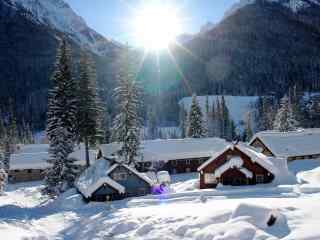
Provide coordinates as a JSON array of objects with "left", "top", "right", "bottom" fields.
[{"left": 66, "top": 0, "right": 238, "bottom": 44}]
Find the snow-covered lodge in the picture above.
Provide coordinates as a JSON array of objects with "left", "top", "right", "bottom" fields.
[
  {"left": 8, "top": 144, "right": 96, "bottom": 183},
  {"left": 98, "top": 138, "right": 229, "bottom": 174},
  {"left": 75, "top": 159, "right": 154, "bottom": 201},
  {"left": 249, "top": 129, "right": 320, "bottom": 161},
  {"left": 197, "top": 143, "right": 284, "bottom": 189}
]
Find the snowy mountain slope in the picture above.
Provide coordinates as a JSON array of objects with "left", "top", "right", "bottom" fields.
[
  {"left": 10, "top": 0, "right": 121, "bottom": 56},
  {"left": 225, "top": 0, "right": 320, "bottom": 18}
]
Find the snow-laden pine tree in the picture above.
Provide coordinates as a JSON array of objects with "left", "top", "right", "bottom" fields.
[
  {"left": 215, "top": 97, "right": 223, "bottom": 137},
  {"left": 187, "top": 94, "right": 207, "bottom": 138},
  {"left": 98, "top": 102, "right": 112, "bottom": 143},
  {"left": 76, "top": 52, "right": 102, "bottom": 167},
  {"left": 8, "top": 102, "right": 19, "bottom": 145},
  {"left": 3, "top": 140, "right": 11, "bottom": 172},
  {"left": 256, "top": 96, "right": 277, "bottom": 131},
  {"left": 112, "top": 47, "right": 142, "bottom": 166},
  {"left": 46, "top": 125, "right": 76, "bottom": 194},
  {"left": 243, "top": 112, "right": 253, "bottom": 142},
  {"left": 147, "top": 108, "right": 158, "bottom": 140},
  {"left": 0, "top": 116, "right": 6, "bottom": 145},
  {"left": 204, "top": 95, "right": 210, "bottom": 136},
  {"left": 179, "top": 103, "right": 188, "bottom": 138},
  {"left": 0, "top": 162, "right": 7, "bottom": 195},
  {"left": 45, "top": 39, "right": 78, "bottom": 196},
  {"left": 273, "top": 95, "right": 299, "bottom": 132}
]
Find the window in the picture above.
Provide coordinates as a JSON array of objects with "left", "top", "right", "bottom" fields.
[
  {"left": 204, "top": 174, "right": 217, "bottom": 184},
  {"left": 186, "top": 159, "right": 191, "bottom": 165},
  {"left": 27, "top": 170, "right": 32, "bottom": 173},
  {"left": 256, "top": 174, "right": 264, "bottom": 184},
  {"left": 113, "top": 172, "right": 127, "bottom": 181},
  {"left": 172, "top": 160, "right": 177, "bottom": 166}
]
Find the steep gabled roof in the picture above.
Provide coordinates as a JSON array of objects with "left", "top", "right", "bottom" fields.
[
  {"left": 198, "top": 143, "right": 277, "bottom": 175},
  {"left": 235, "top": 143, "right": 275, "bottom": 174},
  {"left": 75, "top": 159, "right": 153, "bottom": 198},
  {"left": 75, "top": 160, "right": 125, "bottom": 198},
  {"left": 197, "top": 145, "right": 233, "bottom": 171},
  {"left": 249, "top": 129, "right": 320, "bottom": 158},
  {"left": 213, "top": 156, "right": 253, "bottom": 178}
]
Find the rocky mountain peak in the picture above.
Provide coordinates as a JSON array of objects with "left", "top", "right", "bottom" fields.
[{"left": 10, "top": 0, "right": 121, "bottom": 56}]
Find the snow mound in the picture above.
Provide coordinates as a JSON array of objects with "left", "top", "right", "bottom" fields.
[
  {"left": 297, "top": 166, "right": 320, "bottom": 184},
  {"left": 298, "top": 184, "right": 320, "bottom": 194},
  {"left": 192, "top": 220, "right": 256, "bottom": 240},
  {"left": 135, "top": 223, "right": 154, "bottom": 236},
  {"left": 231, "top": 203, "right": 280, "bottom": 229},
  {"left": 110, "top": 221, "right": 139, "bottom": 235},
  {"left": 52, "top": 188, "right": 85, "bottom": 211}
]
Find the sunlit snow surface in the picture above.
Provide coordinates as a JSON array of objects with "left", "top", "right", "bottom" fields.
[{"left": 1, "top": 160, "right": 320, "bottom": 239}]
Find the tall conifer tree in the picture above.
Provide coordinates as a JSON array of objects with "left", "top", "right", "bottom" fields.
[
  {"left": 76, "top": 52, "right": 102, "bottom": 167},
  {"left": 112, "top": 47, "right": 142, "bottom": 166},
  {"left": 273, "top": 95, "right": 299, "bottom": 132},
  {"left": 45, "top": 39, "right": 78, "bottom": 196},
  {"left": 187, "top": 94, "right": 207, "bottom": 138}
]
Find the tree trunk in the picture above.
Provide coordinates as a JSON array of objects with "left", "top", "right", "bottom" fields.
[{"left": 85, "top": 137, "right": 90, "bottom": 168}]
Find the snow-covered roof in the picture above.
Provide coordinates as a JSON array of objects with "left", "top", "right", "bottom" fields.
[
  {"left": 76, "top": 159, "right": 153, "bottom": 198},
  {"left": 235, "top": 143, "right": 276, "bottom": 174},
  {"left": 198, "top": 143, "right": 281, "bottom": 177},
  {"left": 99, "top": 138, "right": 229, "bottom": 163},
  {"left": 214, "top": 156, "right": 253, "bottom": 178},
  {"left": 198, "top": 145, "right": 233, "bottom": 171},
  {"left": 249, "top": 129, "right": 320, "bottom": 158},
  {"left": 10, "top": 144, "right": 97, "bottom": 170},
  {"left": 75, "top": 160, "right": 125, "bottom": 198}
]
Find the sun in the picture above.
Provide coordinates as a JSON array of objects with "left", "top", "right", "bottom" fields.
[{"left": 133, "top": 5, "right": 182, "bottom": 51}]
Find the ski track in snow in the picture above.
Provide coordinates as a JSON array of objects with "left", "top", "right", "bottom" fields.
[{"left": 1, "top": 160, "right": 320, "bottom": 240}]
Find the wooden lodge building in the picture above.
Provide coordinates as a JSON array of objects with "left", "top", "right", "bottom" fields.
[
  {"left": 249, "top": 129, "right": 320, "bottom": 161},
  {"left": 8, "top": 144, "right": 96, "bottom": 183},
  {"left": 198, "top": 143, "right": 277, "bottom": 189},
  {"left": 98, "top": 138, "right": 229, "bottom": 174}
]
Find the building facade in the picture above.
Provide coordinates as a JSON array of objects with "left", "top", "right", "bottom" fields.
[
  {"left": 249, "top": 129, "right": 320, "bottom": 161},
  {"left": 198, "top": 145, "right": 275, "bottom": 189},
  {"left": 98, "top": 138, "right": 229, "bottom": 174},
  {"left": 76, "top": 160, "right": 154, "bottom": 202}
]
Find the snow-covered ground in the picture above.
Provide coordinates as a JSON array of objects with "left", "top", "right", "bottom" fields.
[{"left": 1, "top": 160, "right": 320, "bottom": 240}]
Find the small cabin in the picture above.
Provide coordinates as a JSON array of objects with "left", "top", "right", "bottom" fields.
[
  {"left": 249, "top": 129, "right": 320, "bottom": 161},
  {"left": 198, "top": 144, "right": 276, "bottom": 189},
  {"left": 76, "top": 159, "right": 154, "bottom": 201}
]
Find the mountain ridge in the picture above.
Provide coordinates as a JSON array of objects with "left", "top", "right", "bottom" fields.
[{"left": 9, "top": 0, "right": 121, "bottom": 56}]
